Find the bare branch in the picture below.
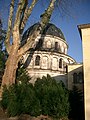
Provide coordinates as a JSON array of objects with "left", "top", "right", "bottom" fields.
[
  {"left": 13, "top": 0, "right": 28, "bottom": 48},
  {"left": 40, "top": 0, "right": 56, "bottom": 29},
  {"left": 5, "top": 0, "right": 14, "bottom": 54},
  {"left": 20, "top": 0, "right": 38, "bottom": 34},
  {"left": 14, "top": 0, "right": 26, "bottom": 27},
  {"left": 19, "top": 1, "right": 28, "bottom": 33},
  {"left": 18, "top": 0, "right": 56, "bottom": 58},
  {"left": 18, "top": 25, "right": 40, "bottom": 59}
]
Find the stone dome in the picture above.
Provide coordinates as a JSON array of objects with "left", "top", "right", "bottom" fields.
[
  {"left": 42, "top": 23, "right": 65, "bottom": 40},
  {"left": 22, "top": 22, "right": 76, "bottom": 85},
  {"left": 22, "top": 23, "right": 66, "bottom": 41}
]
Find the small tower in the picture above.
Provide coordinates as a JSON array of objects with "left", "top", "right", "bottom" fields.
[{"left": 78, "top": 23, "right": 90, "bottom": 120}]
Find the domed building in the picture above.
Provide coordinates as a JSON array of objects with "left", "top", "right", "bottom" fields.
[{"left": 22, "top": 23, "right": 83, "bottom": 88}]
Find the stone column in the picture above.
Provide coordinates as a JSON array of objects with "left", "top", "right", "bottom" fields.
[{"left": 78, "top": 24, "right": 90, "bottom": 120}]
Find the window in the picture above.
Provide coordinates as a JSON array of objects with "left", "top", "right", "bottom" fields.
[
  {"left": 78, "top": 72, "right": 83, "bottom": 83},
  {"left": 73, "top": 73, "right": 77, "bottom": 84},
  {"left": 35, "top": 55, "right": 40, "bottom": 66},
  {"left": 66, "top": 65, "right": 68, "bottom": 73},
  {"left": 55, "top": 42, "right": 58, "bottom": 50},
  {"left": 73, "top": 72, "right": 83, "bottom": 84},
  {"left": 59, "top": 58, "right": 63, "bottom": 68}
]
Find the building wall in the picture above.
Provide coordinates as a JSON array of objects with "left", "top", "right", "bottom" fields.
[
  {"left": 25, "top": 50, "right": 73, "bottom": 85},
  {"left": 27, "top": 68, "right": 67, "bottom": 85},
  {"left": 67, "top": 64, "right": 83, "bottom": 90},
  {"left": 78, "top": 24, "right": 90, "bottom": 120},
  {"left": 22, "top": 35, "right": 76, "bottom": 85},
  {"left": 35, "top": 35, "right": 68, "bottom": 54}
]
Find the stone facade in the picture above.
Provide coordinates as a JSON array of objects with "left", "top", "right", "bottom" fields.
[
  {"left": 67, "top": 64, "right": 83, "bottom": 90},
  {"left": 22, "top": 23, "right": 83, "bottom": 90}
]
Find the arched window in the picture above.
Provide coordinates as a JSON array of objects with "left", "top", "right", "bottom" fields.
[
  {"left": 73, "top": 73, "right": 77, "bottom": 84},
  {"left": 55, "top": 42, "right": 58, "bottom": 50},
  {"left": 59, "top": 58, "right": 63, "bottom": 68},
  {"left": 35, "top": 55, "right": 40, "bottom": 66},
  {"left": 78, "top": 72, "right": 83, "bottom": 83}
]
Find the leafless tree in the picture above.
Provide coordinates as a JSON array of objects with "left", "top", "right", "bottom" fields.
[
  {"left": 1, "top": 0, "right": 82, "bottom": 87},
  {"left": 1, "top": 0, "right": 56, "bottom": 86}
]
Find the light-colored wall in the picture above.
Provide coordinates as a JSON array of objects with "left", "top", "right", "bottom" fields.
[
  {"left": 36, "top": 35, "right": 68, "bottom": 54},
  {"left": 79, "top": 25, "right": 90, "bottom": 120},
  {"left": 24, "top": 51, "right": 75, "bottom": 70},
  {"left": 67, "top": 64, "right": 83, "bottom": 90},
  {"left": 27, "top": 68, "right": 67, "bottom": 85},
  {"left": 23, "top": 35, "right": 76, "bottom": 87}
]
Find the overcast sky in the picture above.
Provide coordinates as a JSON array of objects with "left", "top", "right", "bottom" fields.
[{"left": 0, "top": 0, "right": 90, "bottom": 63}]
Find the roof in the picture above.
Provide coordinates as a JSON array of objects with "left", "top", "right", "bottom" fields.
[
  {"left": 42, "top": 23, "right": 65, "bottom": 40},
  {"left": 78, "top": 23, "right": 90, "bottom": 39},
  {"left": 78, "top": 23, "right": 90, "bottom": 29},
  {"left": 23, "top": 22, "right": 66, "bottom": 41}
]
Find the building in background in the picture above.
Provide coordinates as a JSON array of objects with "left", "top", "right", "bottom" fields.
[{"left": 21, "top": 23, "right": 84, "bottom": 90}]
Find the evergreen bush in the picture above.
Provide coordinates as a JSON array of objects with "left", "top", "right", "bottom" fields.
[
  {"left": 1, "top": 67, "right": 41, "bottom": 117},
  {"left": 1, "top": 83, "right": 41, "bottom": 117},
  {"left": 34, "top": 74, "right": 70, "bottom": 118},
  {"left": 1, "top": 74, "right": 70, "bottom": 119}
]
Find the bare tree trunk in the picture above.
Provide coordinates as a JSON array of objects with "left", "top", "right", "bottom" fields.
[
  {"left": 1, "top": 0, "right": 56, "bottom": 87},
  {"left": 2, "top": 47, "right": 18, "bottom": 86},
  {"left": 2, "top": 24, "right": 20, "bottom": 86},
  {"left": 2, "top": 22, "right": 21, "bottom": 86},
  {"left": 2, "top": 0, "right": 26, "bottom": 87}
]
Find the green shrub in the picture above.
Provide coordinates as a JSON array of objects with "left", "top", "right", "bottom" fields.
[
  {"left": 34, "top": 75, "right": 70, "bottom": 118},
  {"left": 19, "top": 83, "right": 41, "bottom": 116},
  {"left": 16, "top": 66, "right": 30, "bottom": 84},
  {"left": 1, "top": 84, "right": 20, "bottom": 116},
  {"left": 1, "top": 82, "right": 41, "bottom": 117},
  {"left": 7, "top": 85, "right": 20, "bottom": 116},
  {"left": 1, "top": 86, "right": 9, "bottom": 109},
  {"left": 0, "top": 51, "right": 7, "bottom": 85},
  {"left": 1, "top": 74, "right": 70, "bottom": 119}
]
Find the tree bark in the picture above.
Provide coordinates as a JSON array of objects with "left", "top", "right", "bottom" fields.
[
  {"left": 1, "top": 0, "right": 56, "bottom": 87},
  {"left": 2, "top": 24, "right": 20, "bottom": 86},
  {"left": 18, "top": 0, "right": 56, "bottom": 58},
  {"left": 5, "top": 0, "right": 14, "bottom": 54},
  {"left": 20, "top": 0, "right": 38, "bottom": 34},
  {"left": 2, "top": 47, "right": 18, "bottom": 86},
  {"left": 2, "top": 0, "right": 26, "bottom": 87}
]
